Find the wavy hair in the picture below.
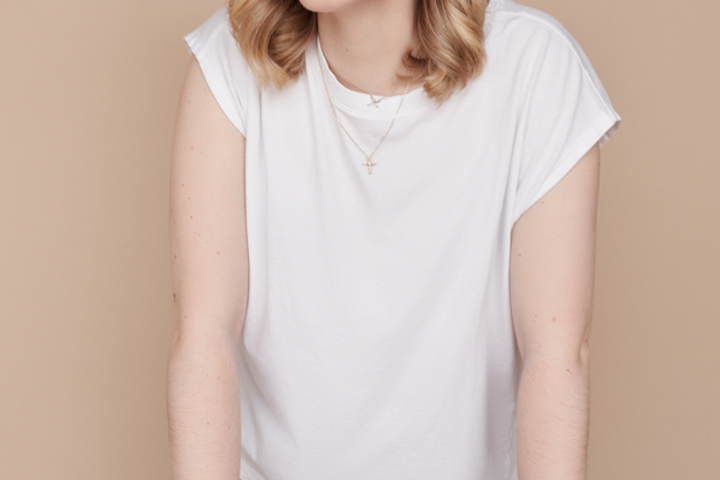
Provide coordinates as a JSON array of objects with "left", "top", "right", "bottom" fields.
[{"left": 227, "top": 0, "right": 488, "bottom": 103}]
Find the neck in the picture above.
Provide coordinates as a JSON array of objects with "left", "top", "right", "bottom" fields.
[{"left": 317, "top": 0, "right": 421, "bottom": 97}]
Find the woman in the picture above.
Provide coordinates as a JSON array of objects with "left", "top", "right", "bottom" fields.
[{"left": 166, "top": 0, "right": 621, "bottom": 479}]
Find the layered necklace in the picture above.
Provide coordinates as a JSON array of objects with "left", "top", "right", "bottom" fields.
[{"left": 316, "top": 38, "right": 411, "bottom": 175}]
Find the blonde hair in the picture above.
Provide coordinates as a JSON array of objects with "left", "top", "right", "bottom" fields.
[{"left": 227, "top": 0, "right": 488, "bottom": 103}]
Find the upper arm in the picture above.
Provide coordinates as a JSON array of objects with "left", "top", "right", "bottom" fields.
[
  {"left": 510, "top": 143, "right": 600, "bottom": 365},
  {"left": 169, "top": 55, "right": 248, "bottom": 346}
]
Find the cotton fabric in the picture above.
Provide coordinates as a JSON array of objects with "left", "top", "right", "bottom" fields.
[{"left": 183, "top": 1, "right": 621, "bottom": 478}]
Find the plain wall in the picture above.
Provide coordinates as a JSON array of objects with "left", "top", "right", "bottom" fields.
[{"left": 1, "top": 0, "right": 717, "bottom": 478}]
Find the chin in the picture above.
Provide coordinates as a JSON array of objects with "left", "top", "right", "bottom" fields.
[{"left": 299, "top": 0, "right": 363, "bottom": 13}]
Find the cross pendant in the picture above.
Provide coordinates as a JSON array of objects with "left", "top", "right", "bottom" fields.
[
  {"left": 367, "top": 96, "right": 380, "bottom": 108},
  {"left": 362, "top": 157, "right": 376, "bottom": 174}
]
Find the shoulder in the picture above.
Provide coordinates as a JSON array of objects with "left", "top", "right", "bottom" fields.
[
  {"left": 183, "top": 6, "right": 255, "bottom": 87},
  {"left": 184, "top": 7, "right": 236, "bottom": 58},
  {"left": 487, "top": 0, "right": 598, "bottom": 79},
  {"left": 490, "top": 0, "right": 580, "bottom": 49},
  {"left": 486, "top": 0, "right": 614, "bottom": 107},
  {"left": 183, "top": 6, "right": 257, "bottom": 136}
]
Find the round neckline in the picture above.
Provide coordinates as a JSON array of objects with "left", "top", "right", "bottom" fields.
[
  {"left": 308, "top": 0, "right": 504, "bottom": 119},
  {"left": 311, "top": 37, "right": 433, "bottom": 119}
]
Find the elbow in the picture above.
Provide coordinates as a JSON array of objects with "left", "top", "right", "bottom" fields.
[
  {"left": 578, "top": 339, "right": 591, "bottom": 370},
  {"left": 564, "top": 339, "right": 592, "bottom": 375},
  {"left": 168, "top": 307, "right": 245, "bottom": 354},
  {"left": 520, "top": 340, "right": 592, "bottom": 376}
]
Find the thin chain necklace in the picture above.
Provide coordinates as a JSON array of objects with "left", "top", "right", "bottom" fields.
[
  {"left": 333, "top": 75, "right": 399, "bottom": 108},
  {"left": 343, "top": 81, "right": 389, "bottom": 108},
  {"left": 317, "top": 38, "right": 410, "bottom": 175},
  {"left": 367, "top": 93, "right": 387, "bottom": 108}
]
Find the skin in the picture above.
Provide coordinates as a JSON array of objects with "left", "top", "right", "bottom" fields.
[
  {"left": 304, "top": 0, "right": 424, "bottom": 95},
  {"left": 167, "top": 55, "right": 248, "bottom": 480},
  {"left": 166, "top": 1, "right": 598, "bottom": 479},
  {"left": 511, "top": 142, "right": 599, "bottom": 480}
]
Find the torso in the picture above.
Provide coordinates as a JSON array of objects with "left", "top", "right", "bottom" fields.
[{"left": 183, "top": 1, "right": 621, "bottom": 478}]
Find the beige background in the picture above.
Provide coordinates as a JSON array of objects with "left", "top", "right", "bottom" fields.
[{"left": 1, "top": 0, "right": 718, "bottom": 478}]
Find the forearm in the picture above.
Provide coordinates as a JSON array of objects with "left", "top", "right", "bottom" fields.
[
  {"left": 167, "top": 331, "right": 241, "bottom": 480},
  {"left": 516, "top": 355, "right": 590, "bottom": 480}
]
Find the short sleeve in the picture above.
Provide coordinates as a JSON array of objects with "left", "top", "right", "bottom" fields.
[
  {"left": 510, "top": 14, "right": 621, "bottom": 224},
  {"left": 184, "top": 7, "right": 251, "bottom": 137}
]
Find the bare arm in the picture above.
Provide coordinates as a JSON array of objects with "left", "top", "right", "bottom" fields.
[
  {"left": 166, "top": 55, "right": 249, "bottom": 480},
  {"left": 510, "top": 143, "right": 601, "bottom": 480}
]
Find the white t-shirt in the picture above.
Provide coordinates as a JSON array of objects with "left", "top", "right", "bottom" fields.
[{"left": 184, "top": 1, "right": 621, "bottom": 479}]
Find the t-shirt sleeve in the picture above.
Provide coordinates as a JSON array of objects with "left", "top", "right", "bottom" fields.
[
  {"left": 183, "top": 7, "right": 251, "bottom": 137},
  {"left": 511, "top": 15, "right": 621, "bottom": 224}
]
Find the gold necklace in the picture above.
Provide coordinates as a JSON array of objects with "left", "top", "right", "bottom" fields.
[
  {"left": 317, "top": 40, "right": 410, "bottom": 175},
  {"left": 332, "top": 74, "right": 400, "bottom": 108}
]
